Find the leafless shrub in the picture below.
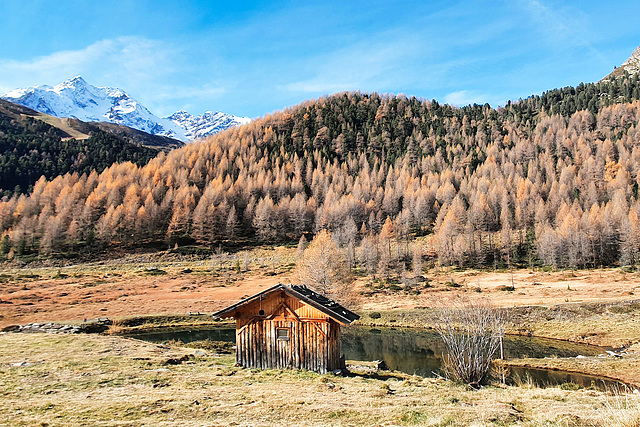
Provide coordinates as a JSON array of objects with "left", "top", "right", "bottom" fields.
[{"left": 434, "top": 297, "right": 506, "bottom": 388}]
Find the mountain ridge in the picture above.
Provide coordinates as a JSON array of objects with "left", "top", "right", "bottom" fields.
[
  {"left": 0, "top": 97, "right": 183, "bottom": 151},
  {"left": 603, "top": 44, "right": 640, "bottom": 80},
  {"left": 2, "top": 76, "right": 249, "bottom": 142},
  {"left": 0, "top": 98, "right": 161, "bottom": 195}
]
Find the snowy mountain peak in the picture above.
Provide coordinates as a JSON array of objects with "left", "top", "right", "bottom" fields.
[
  {"left": 1, "top": 77, "right": 249, "bottom": 142},
  {"left": 60, "top": 75, "right": 87, "bottom": 88},
  {"left": 167, "top": 110, "right": 251, "bottom": 140}
]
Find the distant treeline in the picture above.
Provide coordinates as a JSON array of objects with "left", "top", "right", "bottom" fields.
[{"left": 2, "top": 72, "right": 640, "bottom": 270}]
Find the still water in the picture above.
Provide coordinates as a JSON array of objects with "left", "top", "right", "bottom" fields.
[{"left": 128, "top": 325, "right": 620, "bottom": 388}]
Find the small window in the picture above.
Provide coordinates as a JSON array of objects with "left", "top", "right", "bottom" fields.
[
  {"left": 258, "top": 309, "right": 265, "bottom": 316},
  {"left": 276, "top": 328, "right": 290, "bottom": 341}
]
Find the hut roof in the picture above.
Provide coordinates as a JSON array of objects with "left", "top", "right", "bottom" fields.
[{"left": 212, "top": 283, "right": 360, "bottom": 325}]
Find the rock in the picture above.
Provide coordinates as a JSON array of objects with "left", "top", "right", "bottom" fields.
[
  {"left": 376, "top": 360, "right": 389, "bottom": 370},
  {"left": 11, "top": 362, "right": 31, "bottom": 367},
  {"left": 163, "top": 355, "right": 191, "bottom": 365},
  {"left": 193, "top": 350, "right": 207, "bottom": 357}
]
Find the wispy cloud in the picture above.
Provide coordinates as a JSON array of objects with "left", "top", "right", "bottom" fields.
[
  {"left": 0, "top": 37, "right": 168, "bottom": 91},
  {"left": 517, "top": 0, "right": 607, "bottom": 64},
  {"left": 443, "top": 90, "right": 489, "bottom": 107},
  {"left": 279, "top": 31, "right": 431, "bottom": 96},
  {"left": 0, "top": 37, "right": 217, "bottom": 115}
]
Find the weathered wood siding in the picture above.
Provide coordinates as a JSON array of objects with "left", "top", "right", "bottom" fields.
[{"left": 233, "top": 290, "right": 342, "bottom": 373}]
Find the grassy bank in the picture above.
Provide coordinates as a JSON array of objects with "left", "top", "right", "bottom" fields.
[
  {"left": 356, "top": 300, "right": 640, "bottom": 348},
  {"left": 1, "top": 333, "right": 639, "bottom": 426},
  {"left": 106, "top": 314, "right": 233, "bottom": 334}
]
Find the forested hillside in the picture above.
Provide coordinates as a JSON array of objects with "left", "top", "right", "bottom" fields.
[
  {"left": 2, "top": 72, "right": 640, "bottom": 270},
  {"left": 0, "top": 100, "right": 161, "bottom": 196}
]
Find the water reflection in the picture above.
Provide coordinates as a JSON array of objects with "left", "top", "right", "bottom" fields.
[
  {"left": 340, "top": 327, "right": 604, "bottom": 378},
  {"left": 128, "top": 326, "right": 235, "bottom": 343},
  {"left": 128, "top": 325, "right": 619, "bottom": 388}
]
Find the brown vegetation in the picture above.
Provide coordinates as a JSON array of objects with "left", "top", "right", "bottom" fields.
[
  {"left": 3, "top": 88, "right": 640, "bottom": 272},
  {"left": 1, "top": 333, "right": 639, "bottom": 426}
]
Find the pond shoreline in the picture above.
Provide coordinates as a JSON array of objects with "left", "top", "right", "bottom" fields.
[
  {"left": 121, "top": 322, "right": 639, "bottom": 390},
  {"left": 495, "top": 360, "right": 639, "bottom": 389},
  {"left": 5, "top": 305, "right": 638, "bottom": 388}
]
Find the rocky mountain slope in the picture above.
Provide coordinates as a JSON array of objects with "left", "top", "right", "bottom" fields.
[
  {"left": 168, "top": 110, "right": 250, "bottom": 140},
  {"left": 604, "top": 44, "right": 640, "bottom": 79}
]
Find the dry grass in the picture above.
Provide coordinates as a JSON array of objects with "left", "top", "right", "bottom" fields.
[
  {"left": 2, "top": 249, "right": 640, "bottom": 405},
  {"left": 598, "top": 385, "right": 640, "bottom": 427},
  {"left": 1, "top": 333, "right": 639, "bottom": 426},
  {"left": 0, "top": 246, "right": 298, "bottom": 328},
  {"left": 497, "top": 342, "right": 640, "bottom": 389}
]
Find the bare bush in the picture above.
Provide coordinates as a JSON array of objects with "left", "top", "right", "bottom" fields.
[{"left": 434, "top": 297, "right": 506, "bottom": 388}]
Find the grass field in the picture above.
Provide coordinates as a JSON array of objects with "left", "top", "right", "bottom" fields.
[
  {"left": 1, "top": 333, "right": 639, "bottom": 427},
  {"left": 2, "top": 247, "right": 640, "bottom": 423}
]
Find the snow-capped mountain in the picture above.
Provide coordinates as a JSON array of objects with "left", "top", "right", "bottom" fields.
[
  {"left": 168, "top": 110, "right": 250, "bottom": 140},
  {"left": 2, "top": 77, "right": 249, "bottom": 142}
]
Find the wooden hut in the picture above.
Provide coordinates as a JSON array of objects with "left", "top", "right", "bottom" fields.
[{"left": 212, "top": 284, "right": 359, "bottom": 374}]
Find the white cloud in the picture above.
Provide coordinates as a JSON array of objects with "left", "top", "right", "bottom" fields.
[
  {"left": 279, "top": 31, "right": 429, "bottom": 96},
  {"left": 0, "top": 37, "right": 224, "bottom": 114},
  {"left": 443, "top": 90, "right": 488, "bottom": 107},
  {"left": 0, "top": 37, "right": 168, "bottom": 91}
]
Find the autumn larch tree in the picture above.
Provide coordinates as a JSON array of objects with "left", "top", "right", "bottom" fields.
[{"left": 295, "top": 229, "right": 348, "bottom": 302}]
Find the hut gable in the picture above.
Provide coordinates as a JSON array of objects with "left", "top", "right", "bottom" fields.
[
  {"left": 213, "top": 284, "right": 359, "bottom": 325},
  {"left": 212, "top": 284, "right": 359, "bottom": 373}
]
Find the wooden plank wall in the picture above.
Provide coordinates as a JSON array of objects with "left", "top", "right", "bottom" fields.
[
  {"left": 234, "top": 291, "right": 331, "bottom": 321},
  {"left": 236, "top": 319, "right": 341, "bottom": 374},
  {"left": 233, "top": 290, "right": 344, "bottom": 374}
]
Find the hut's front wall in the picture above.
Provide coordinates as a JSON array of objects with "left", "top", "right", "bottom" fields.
[
  {"left": 236, "top": 319, "right": 340, "bottom": 374},
  {"left": 232, "top": 290, "right": 342, "bottom": 373}
]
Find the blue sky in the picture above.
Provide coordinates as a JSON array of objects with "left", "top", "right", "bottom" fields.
[{"left": 1, "top": 0, "right": 639, "bottom": 118}]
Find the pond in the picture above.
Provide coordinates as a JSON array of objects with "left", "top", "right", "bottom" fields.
[{"left": 128, "top": 325, "right": 621, "bottom": 389}]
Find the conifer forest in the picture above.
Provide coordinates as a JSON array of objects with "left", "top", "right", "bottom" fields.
[{"left": 2, "top": 72, "right": 640, "bottom": 271}]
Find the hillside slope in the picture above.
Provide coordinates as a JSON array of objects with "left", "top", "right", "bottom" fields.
[
  {"left": 604, "top": 45, "right": 640, "bottom": 80},
  {"left": 0, "top": 99, "right": 162, "bottom": 195},
  {"left": 1, "top": 71, "right": 640, "bottom": 269}
]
